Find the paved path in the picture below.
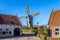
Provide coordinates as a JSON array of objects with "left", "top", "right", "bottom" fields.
[
  {"left": 0, "top": 33, "right": 40, "bottom": 40},
  {"left": 0, "top": 36, "right": 40, "bottom": 40}
]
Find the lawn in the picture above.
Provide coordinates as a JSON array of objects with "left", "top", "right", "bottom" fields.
[
  {"left": 22, "top": 28, "right": 29, "bottom": 33},
  {"left": 22, "top": 27, "right": 38, "bottom": 33}
]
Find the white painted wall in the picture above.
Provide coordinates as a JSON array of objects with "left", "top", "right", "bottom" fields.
[{"left": 0, "top": 24, "right": 22, "bottom": 37}]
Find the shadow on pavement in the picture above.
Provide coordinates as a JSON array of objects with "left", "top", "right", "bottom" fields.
[
  {"left": 0, "top": 33, "right": 36, "bottom": 39},
  {"left": 21, "top": 33, "right": 36, "bottom": 37}
]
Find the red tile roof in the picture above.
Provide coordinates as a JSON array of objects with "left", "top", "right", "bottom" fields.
[
  {"left": 0, "top": 14, "right": 21, "bottom": 25},
  {"left": 48, "top": 10, "right": 60, "bottom": 26}
]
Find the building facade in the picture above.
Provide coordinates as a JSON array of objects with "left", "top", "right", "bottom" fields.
[
  {"left": 48, "top": 10, "right": 60, "bottom": 38},
  {"left": 0, "top": 14, "right": 22, "bottom": 37}
]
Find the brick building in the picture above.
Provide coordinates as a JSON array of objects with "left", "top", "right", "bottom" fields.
[{"left": 48, "top": 10, "right": 60, "bottom": 38}]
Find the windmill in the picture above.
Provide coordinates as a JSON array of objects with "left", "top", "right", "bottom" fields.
[{"left": 19, "top": 5, "right": 39, "bottom": 28}]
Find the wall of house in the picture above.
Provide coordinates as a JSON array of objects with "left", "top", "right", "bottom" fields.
[
  {"left": 50, "top": 26, "right": 60, "bottom": 38},
  {"left": 0, "top": 24, "right": 22, "bottom": 37}
]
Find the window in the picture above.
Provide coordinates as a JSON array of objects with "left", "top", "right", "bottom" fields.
[
  {"left": 55, "top": 29, "right": 59, "bottom": 31},
  {"left": 55, "top": 32, "right": 59, "bottom": 35},
  {"left": 55, "top": 28, "right": 59, "bottom": 35},
  {"left": 3, "top": 31, "right": 5, "bottom": 34},
  {"left": 6, "top": 29, "right": 9, "bottom": 31},
  {"left": 9, "top": 31, "right": 11, "bottom": 34}
]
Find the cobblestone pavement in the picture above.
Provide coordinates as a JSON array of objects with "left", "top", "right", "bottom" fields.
[
  {"left": 0, "top": 36, "right": 40, "bottom": 40},
  {"left": 0, "top": 33, "right": 40, "bottom": 40}
]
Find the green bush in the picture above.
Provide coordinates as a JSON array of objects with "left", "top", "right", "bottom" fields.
[
  {"left": 43, "top": 27, "right": 48, "bottom": 35},
  {"left": 31, "top": 28, "right": 38, "bottom": 32}
]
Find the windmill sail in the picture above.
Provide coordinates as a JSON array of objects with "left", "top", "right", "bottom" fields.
[
  {"left": 26, "top": 5, "right": 30, "bottom": 15},
  {"left": 32, "top": 12, "right": 39, "bottom": 17},
  {"left": 19, "top": 16, "right": 26, "bottom": 19}
]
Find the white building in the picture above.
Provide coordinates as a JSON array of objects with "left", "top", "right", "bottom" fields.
[{"left": 0, "top": 14, "right": 22, "bottom": 37}]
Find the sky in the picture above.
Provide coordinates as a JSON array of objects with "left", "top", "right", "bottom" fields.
[{"left": 0, "top": 0, "right": 60, "bottom": 26}]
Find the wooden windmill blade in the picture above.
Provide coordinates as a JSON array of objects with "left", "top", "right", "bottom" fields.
[
  {"left": 31, "top": 12, "right": 40, "bottom": 17},
  {"left": 19, "top": 16, "right": 27, "bottom": 19},
  {"left": 26, "top": 5, "right": 30, "bottom": 14}
]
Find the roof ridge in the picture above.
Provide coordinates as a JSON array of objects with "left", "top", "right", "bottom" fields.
[
  {"left": 48, "top": 9, "right": 53, "bottom": 25},
  {"left": 0, "top": 14, "right": 17, "bottom": 17}
]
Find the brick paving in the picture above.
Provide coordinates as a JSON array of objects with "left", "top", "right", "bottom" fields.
[
  {"left": 0, "top": 33, "right": 40, "bottom": 40},
  {"left": 0, "top": 36, "right": 40, "bottom": 40}
]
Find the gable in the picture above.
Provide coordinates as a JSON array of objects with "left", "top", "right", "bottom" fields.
[{"left": 48, "top": 10, "right": 60, "bottom": 26}]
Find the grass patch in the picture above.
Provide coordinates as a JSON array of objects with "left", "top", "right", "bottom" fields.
[
  {"left": 22, "top": 28, "right": 29, "bottom": 33},
  {"left": 43, "top": 27, "right": 48, "bottom": 35},
  {"left": 22, "top": 27, "right": 38, "bottom": 33}
]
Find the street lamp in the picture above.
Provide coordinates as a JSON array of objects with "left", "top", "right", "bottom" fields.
[{"left": 37, "top": 22, "right": 39, "bottom": 27}]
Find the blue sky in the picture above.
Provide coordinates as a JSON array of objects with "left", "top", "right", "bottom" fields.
[{"left": 0, "top": 0, "right": 60, "bottom": 26}]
